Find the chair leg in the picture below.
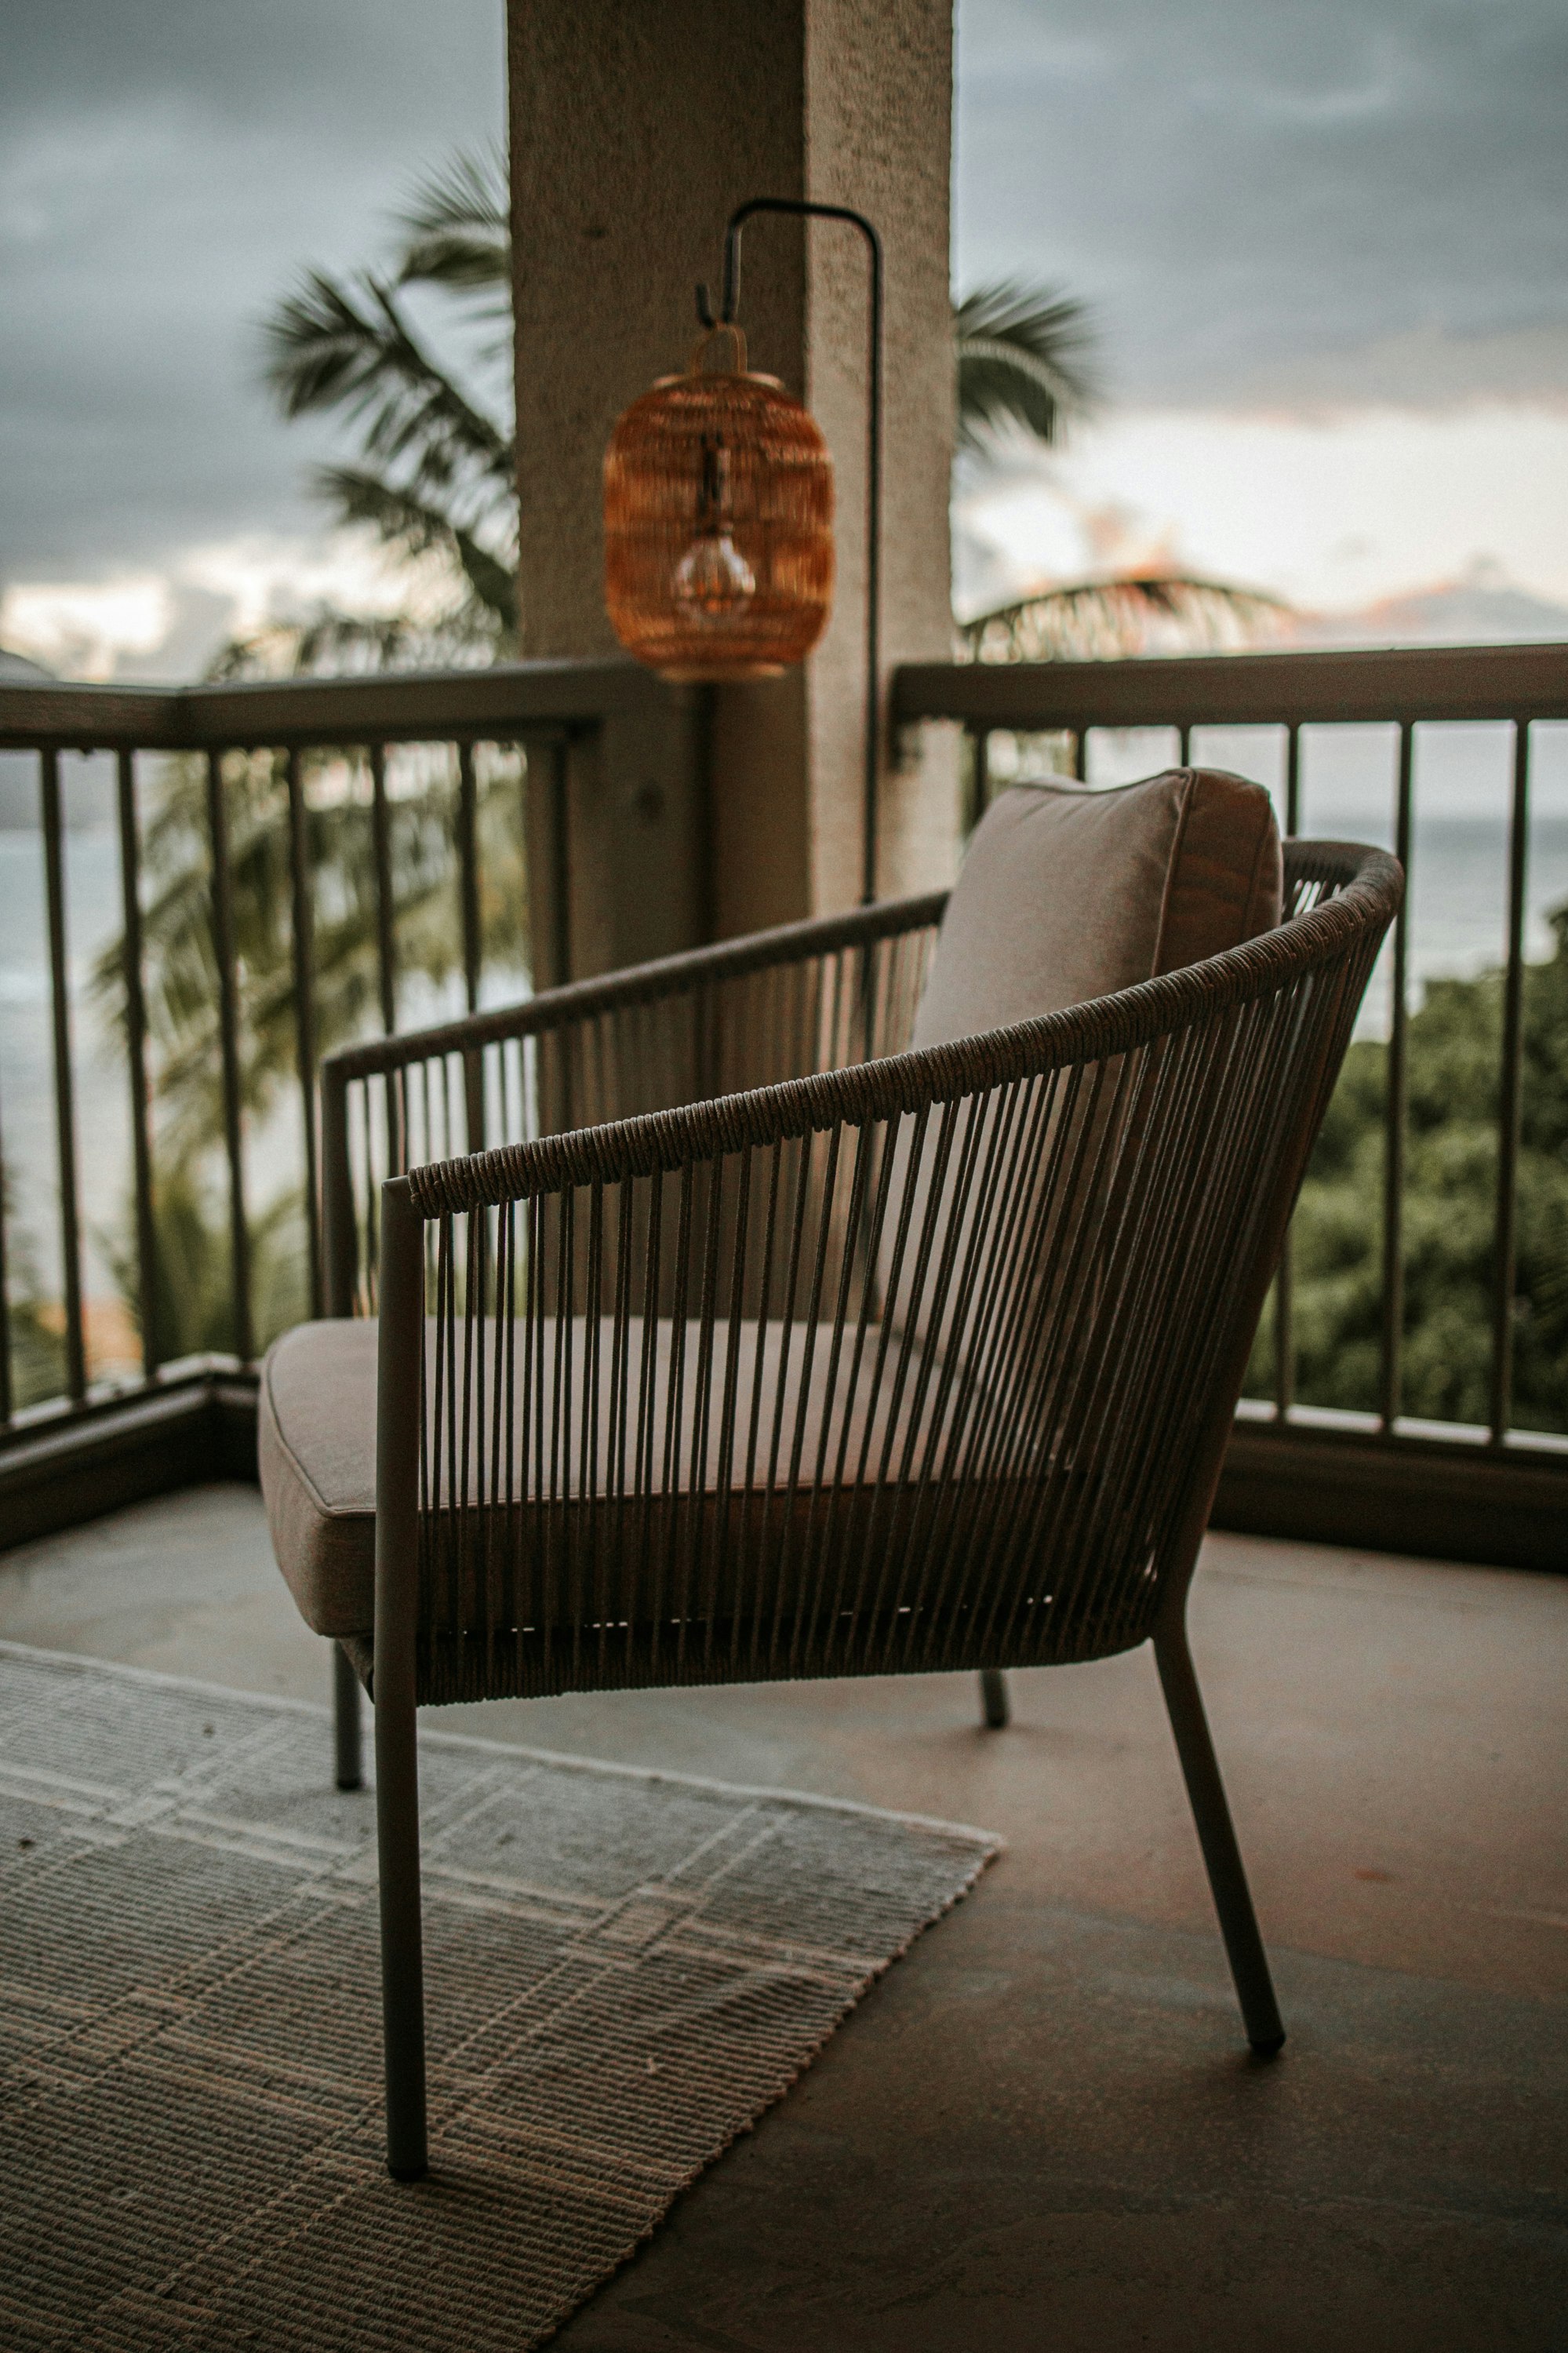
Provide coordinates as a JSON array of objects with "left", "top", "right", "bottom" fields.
[
  {"left": 1153, "top": 1618, "right": 1285, "bottom": 2055},
  {"left": 333, "top": 1641, "right": 363, "bottom": 1791},
  {"left": 375, "top": 1674, "right": 429, "bottom": 2180},
  {"left": 979, "top": 1667, "right": 1010, "bottom": 1729}
]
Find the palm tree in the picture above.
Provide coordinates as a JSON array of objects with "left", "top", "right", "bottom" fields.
[
  {"left": 147, "top": 160, "right": 1264, "bottom": 1131},
  {"left": 260, "top": 148, "right": 517, "bottom": 661},
  {"left": 958, "top": 572, "right": 1289, "bottom": 663}
]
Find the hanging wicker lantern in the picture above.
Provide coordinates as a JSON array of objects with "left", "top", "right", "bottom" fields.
[{"left": 604, "top": 323, "right": 835, "bottom": 683}]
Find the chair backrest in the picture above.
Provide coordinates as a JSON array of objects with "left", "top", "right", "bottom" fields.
[
  {"left": 849, "top": 836, "right": 1396, "bottom": 1661},
  {"left": 911, "top": 767, "right": 1283, "bottom": 1050}
]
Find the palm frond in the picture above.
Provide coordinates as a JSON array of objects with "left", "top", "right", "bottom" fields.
[
  {"left": 959, "top": 573, "right": 1289, "bottom": 662},
  {"left": 395, "top": 147, "right": 511, "bottom": 293},
  {"left": 953, "top": 281, "right": 1100, "bottom": 455},
  {"left": 313, "top": 466, "right": 518, "bottom": 634},
  {"left": 261, "top": 271, "right": 512, "bottom": 488}
]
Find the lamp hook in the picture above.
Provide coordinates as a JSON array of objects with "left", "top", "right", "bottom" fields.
[{"left": 691, "top": 197, "right": 885, "bottom": 905}]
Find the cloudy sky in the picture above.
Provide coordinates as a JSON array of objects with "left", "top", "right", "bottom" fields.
[
  {"left": 0, "top": 0, "right": 505, "bottom": 674},
  {"left": 2, "top": 0, "right": 1566, "bottom": 673},
  {"left": 954, "top": 0, "right": 1568, "bottom": 621}
]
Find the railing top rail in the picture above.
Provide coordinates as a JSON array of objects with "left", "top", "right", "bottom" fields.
[
  {"left": 9, "top": 641, "right": 1563, "bottom": 752},
  {"left": 893, "top": 641, "right": 1568, "bottom": 732},
  {"left": 0, "top": 657, "right": 687, "bottom": 752}
]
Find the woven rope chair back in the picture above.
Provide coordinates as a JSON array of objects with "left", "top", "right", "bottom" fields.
[{"left": 372, "top": 842, "right": 1395, "bottom": 1706}]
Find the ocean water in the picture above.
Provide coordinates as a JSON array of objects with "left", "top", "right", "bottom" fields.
[{"left": 3, "top": 719, "right": 1567, "bottom": 1364}]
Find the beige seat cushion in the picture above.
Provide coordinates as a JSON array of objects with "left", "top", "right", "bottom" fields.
[
  {"left": 911, "top": 767, "right": 1281, "bottom": 1051},
  {"left": 260, "top": 1322, "right": 381, "bottom": 1637},
  {"left": 260, "top": 1313, "right": 944, "bottom": 1641}
]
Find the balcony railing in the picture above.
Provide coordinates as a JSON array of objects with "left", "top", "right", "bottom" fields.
[
  {"left": 897, "top": 641, "right": 1568, "bottom": 1568},
  {"left": 1, "top": 642, "right": 1565, "bottom": 1570},
  {"left": 0, "top": 661, "right": 703, "bottom": 1538}
]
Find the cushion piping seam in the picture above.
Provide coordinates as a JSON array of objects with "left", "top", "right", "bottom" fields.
[
  {"left": 1150, "top": 770, "right": 1194, "bottom": 974},
  {"left": 1244, "top": 810, "right": 1276, "bottom": 936},
  {"left": 261, "top": 1346, "right": 367, "bottom": 1524}
]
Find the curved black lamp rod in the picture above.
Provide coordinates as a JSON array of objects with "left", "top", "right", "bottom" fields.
[{"left": 698, "top": 197, "right": 884, "bottom": 907}]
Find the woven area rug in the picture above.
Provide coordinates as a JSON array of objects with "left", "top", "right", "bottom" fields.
[{"left": 0, "top": 1642, "right": 999, "bottom": 2351}]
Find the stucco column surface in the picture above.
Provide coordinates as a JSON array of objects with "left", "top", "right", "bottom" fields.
[{"left": 508, "top": 0, "right": 956, "bottom": 949}]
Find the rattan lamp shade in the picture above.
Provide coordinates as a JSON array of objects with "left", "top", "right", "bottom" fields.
[{"left": 604, "top": 326, "right": 834, "bottom": 683}]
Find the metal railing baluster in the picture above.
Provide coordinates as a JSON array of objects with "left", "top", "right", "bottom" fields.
[
  {"left": 370, "top": 741, "right": 397, "bottom": 1034},
  {"left": 0, "top": 1086, "right": 12, "bottom": 1423},
  {"left": 321, "top": 1064, "right": 355, "bottom": 1318},
  {"left": 457, "top": 738, "right": 486, "bottom": 1159},
  {"left": 1378, "top": 723, "right": 1413, "bottom": 1428},
  {"left": 205, "top": 748, "right": 253, "bottom": 1365},
  {"left": 115, "top": 749, "right": 160, "bottom": 1374},
  {"left": 369, "top": 742, "right": 403, "bottom": 1179},
  {"left": 551, "top": 734, "right": 573, "bottom": 987},
  {"left": 1271, "top": 724, "right": 1302, "bottom": 1419},
  {"left": 286, "top": 749, "right": 322, "bottom": 1318},
  {"left": 1490, "top": 719, "right": 1531, "bottom": 1442},
  {"left": 41, "top": 750, "right": 86, "bottom": 1404},
  {"left": 457, "top": 740, "right": 482, "bottom": 1014},
  {"left": 961, "top": 723, "right": 990, "bottom": 836}
]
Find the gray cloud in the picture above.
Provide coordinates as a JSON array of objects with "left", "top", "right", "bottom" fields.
[
  {"left": 956, "top": 0, "right": 1568, "bottom": 406},
  {"left": 0, "top": 0, "right": 497, "bottom": 135},
  {"left": 0, "top": 0, "right": 504, "bottom": 581},
  {"left": 2, "top": 0, "right": 1563, "bottom": 627}
]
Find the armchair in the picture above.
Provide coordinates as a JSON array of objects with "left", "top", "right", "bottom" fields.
[{"left": 261, "top": 813, "right": 1399, "bottom": 2180}]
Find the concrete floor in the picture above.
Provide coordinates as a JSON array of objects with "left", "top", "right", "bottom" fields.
[{"left": 3, "top": 1483, "right": 1565, "bottom": 2349}]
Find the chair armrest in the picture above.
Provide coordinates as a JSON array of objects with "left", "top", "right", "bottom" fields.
[
  {"left": 322, "top": 892, "right": 948, "bottom": 1087},
  {"left": 322, "top": 891, "right": 947, "bottom": 1313},
  {"left": 404, "top": 840, "right": 1399, "bottom": 1219}
]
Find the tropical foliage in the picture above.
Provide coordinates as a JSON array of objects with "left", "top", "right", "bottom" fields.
[
  {"left": 951, "top": 281, "right": 1099, "bottom": 455},
  {"left": 1246, "top": 906, "right": 1568, "bottom": 1435},
  {"left": 957, "top": 572, "right": 1289, "bottom": 663},
  {"left": 87, "top": 735, "right": 529, "bottom": 1360},
  {"left": 3, "top": 1176, "right": 69, "bottom": 1411},
  {"left": 260, "top": 148, "right": 517, "bottom": 658}
]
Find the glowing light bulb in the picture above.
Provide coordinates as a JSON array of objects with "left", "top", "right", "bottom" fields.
[
  {"left": 674, "top": 530, "right": 756, "bottom": 617},
  {"left": 671, "top": 434, "right": 756, "bottom": 620}
]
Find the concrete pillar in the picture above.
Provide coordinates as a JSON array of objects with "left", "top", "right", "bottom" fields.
[{"left": 508, "top": 0, "right": 957, "bottom": 956}]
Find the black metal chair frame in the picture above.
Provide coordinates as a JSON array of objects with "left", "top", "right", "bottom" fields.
[{"left": 309, "top": 840, "right": 1399, "bottom": 2178}]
